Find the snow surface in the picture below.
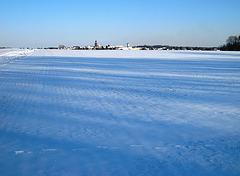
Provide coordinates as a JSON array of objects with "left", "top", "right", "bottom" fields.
[
  {"left": 0, "top": 49, "right": 240, "bottom": 175},
  {"left": 0, "top": 49, "right": 34, "bottom": 65}
]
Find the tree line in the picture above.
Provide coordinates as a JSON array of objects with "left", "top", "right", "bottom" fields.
[{"left": 220, "top": 35, "right": 240, "bottom": 51}]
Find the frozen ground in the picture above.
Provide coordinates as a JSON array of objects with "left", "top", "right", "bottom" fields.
[{"left": 0, "top": 49, "right": 240, "bottom": 175}]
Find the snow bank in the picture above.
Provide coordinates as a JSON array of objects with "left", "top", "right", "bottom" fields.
[{"left": 0, "top": 48, "right": 34, "bottom": 65}]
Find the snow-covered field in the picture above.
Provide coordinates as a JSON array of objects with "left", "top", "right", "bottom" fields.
[{"left": 0, "top": 49, "right": 240, "bottom": 175}]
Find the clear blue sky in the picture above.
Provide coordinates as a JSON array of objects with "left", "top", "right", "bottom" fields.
[{"left": 1, "top": 0, "right": 240, "bottom": 47}]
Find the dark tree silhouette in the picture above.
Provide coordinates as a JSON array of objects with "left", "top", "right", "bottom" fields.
[{"left": 220, "top": 35, "right": 240, "bottom": 51}]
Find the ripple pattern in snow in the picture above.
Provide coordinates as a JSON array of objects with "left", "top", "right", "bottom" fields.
[{"left": 0, "top": 50, "right": 240, "bottom": 175}]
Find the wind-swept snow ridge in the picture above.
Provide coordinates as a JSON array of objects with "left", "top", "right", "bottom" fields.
[{"left": 0, "top": 49, "right": 34, "bottom": 65}]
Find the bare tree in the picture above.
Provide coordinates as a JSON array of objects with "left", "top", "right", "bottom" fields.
[
  {"left": 227, "top": 36, "right": 240, "bottom": 45},
  {"left": 220, "top": 35, "right": 240, "bottom": 51}
]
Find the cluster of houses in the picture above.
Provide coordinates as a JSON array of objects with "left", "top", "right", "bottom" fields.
[
  {"left": 51, "top": 41, "right": 142, "bottom": 50},
  {"left": 41, "top": 40, "right": 218, "bottom": 51}
]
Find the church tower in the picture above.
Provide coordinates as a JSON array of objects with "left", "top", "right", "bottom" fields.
[{"left": 95, "top": 40, "right": 98, "bottom": 48}]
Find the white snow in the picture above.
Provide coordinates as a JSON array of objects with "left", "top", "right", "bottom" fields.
[
  {"left": 0, "top": 49, "right": 240, "bottom": 175},
  {"left": 0, "top": 48, "right": 34, "bottom": 65},
  {"left": 31, "top": 49, "right": 240, "bottom": 60}
]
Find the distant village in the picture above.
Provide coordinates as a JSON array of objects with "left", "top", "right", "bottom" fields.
[
  {"left": 3, "top": 38, "right": 240, "bottom": 51},
  {"left": 1, "top": 34, "right": 240, "bottom": 51},
  {"left": 39, "top": 40, "right": 219, "bottom": 51}
]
